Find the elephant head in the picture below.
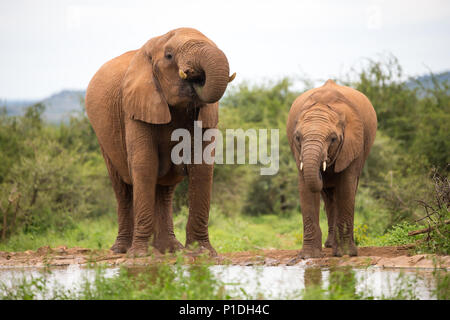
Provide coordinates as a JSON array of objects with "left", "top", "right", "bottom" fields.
[
  {"left": 292, "top": 84, "right": 364, "bottom": 192},
  {"left": 121, "top": 28, "right": 235, "bottom": 125}
]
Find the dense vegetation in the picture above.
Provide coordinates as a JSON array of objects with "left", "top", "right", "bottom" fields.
[{"left": 0, "top": 56, "right": 448, "bottom": 254}]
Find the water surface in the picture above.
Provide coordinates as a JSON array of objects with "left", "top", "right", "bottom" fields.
[{"left": 0, "top": 264, "right": 440, "bottom": 299}]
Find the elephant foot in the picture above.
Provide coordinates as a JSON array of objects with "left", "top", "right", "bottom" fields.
[
  {"left": 110, "top": 237, "right": 132, "bottom": 254},
  {"left": 287, "top": 248, "right": 323, "bottom": 265},
  {"left": 348, "top": 243, "right": 358, "bottom": 257},
  {"left": 332, "top": 241, "right": 358, "bottom": 257},
  {"left": 324, "top": 235, "right": 335, "bottom": 248},
  {"left": 126, "top": 240, "right": 150, "bottom": 257},
  {"left": 126, "top": 247, "right": 148, "bottom": 257},
  {"left": 299, "top": 246, "right": 323, "bottom": 259},
  {"left": 153, "top": 236, "right": 184, "bottom": 254},
  {"left": 185, "top": 239, "right": 217, "bottom": 257},
  {"left": 332, "top": 245, "right": 343, "bottom": 257}
]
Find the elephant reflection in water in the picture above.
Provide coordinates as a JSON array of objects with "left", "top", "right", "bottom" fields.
[
  {"left": 304, "top": 267, "right": 323, "bottom": 288},
  {"left": 303, "top": 266, "right": 358, "bottom": 298}
]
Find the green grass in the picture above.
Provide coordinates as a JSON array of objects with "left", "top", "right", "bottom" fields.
[
  {"left": 0, "top": 208, "right": 310, "bottom": 253},
  {"left": 0, "top": 215, "right": 117, "bottom": 252},
  {"left": 175, "top": 206, "right": 336, "bottom": 252},
  {"left": 0, "top": 205, "right": 416, "bottom": 253},
  {"left": 0, "top": 208, "right": 313, "bottom": 253}
]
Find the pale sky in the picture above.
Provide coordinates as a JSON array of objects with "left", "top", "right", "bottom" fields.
[{"left": 1, "top": 0, "right": 449, "bottom": 100}]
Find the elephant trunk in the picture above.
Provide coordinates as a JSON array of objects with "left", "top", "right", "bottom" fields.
[
  {"left": 301, "top": 140, "right": 324, "bottom": 193},
  {"left": 194, "top": 45, "right": 230, "bottom": 103},
  {"left": 180, "top": 43, "right": 230, "bottom": 103}
]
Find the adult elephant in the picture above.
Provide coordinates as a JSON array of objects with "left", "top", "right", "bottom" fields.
[
  {"left": 287, "top": 80, "right": 377, "bottom": 258},
  {"left": 85, "top": 28, "right": 235, "bottom": 257}
]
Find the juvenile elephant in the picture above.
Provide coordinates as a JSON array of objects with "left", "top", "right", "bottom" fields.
[
  {"left": 287, "top": 80, "right": 377, "bottom": 258},
  {"left": 85, "top": 28, "right": 235, "bottom": 257}
]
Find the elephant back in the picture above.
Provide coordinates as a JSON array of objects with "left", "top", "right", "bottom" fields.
[{"left": 85, "top": 50, "right": 138, "bottom": 184}]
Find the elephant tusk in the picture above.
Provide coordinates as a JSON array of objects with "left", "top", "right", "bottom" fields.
[
  {"left": 179, "top": 69, "right": 187, "bottom": 80},
  {"left": 300, "top": 161, "right": 303, "bottom": 171},
  {"left": 322, "top": 161, "right": 327, "bottom": 172},
  {"left": 228, "top": 72, "right": 236, "bottom": 83}
]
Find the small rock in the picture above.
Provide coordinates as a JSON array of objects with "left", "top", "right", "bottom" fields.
[
  {"left": 71, "top": 247, "right": 91, "bottom": 254},
  {"left": 287, "top": 256, "right": 302, "bottom": 266},
  {"left": 409, "top": 255, "right": 425, "bottom": 264},
  {"left": 52, "top": 255, "right": 75, "bottom": 260},
  {"left": 52, "top": 260, "right": 71, "bottom": 266},
  {"left": 370, "top": 257, "right": 382, "bottom": 265},
  {"left": 264, "top": 258, "right": 279, "bottom": 266},
  {"left": 37, "top": 246, "right": 52, "bottom": 255},
  {"left": 55, "top": 246, "right": 68, "bottom": 254}
]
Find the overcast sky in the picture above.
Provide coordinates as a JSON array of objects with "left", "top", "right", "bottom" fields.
[{"left": 1, "top": 0, "right": 449, "bottom": 100}]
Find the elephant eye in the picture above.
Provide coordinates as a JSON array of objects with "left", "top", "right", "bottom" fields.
[
  {"left": 331, "top": 136, "right": 337, "bottom": 143},
  {"left": 165, "top": 53, "right": 173, "bottom": 60}
]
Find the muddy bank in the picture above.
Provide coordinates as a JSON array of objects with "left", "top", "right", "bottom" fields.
[{"left": 0, "top": 245, "right": 449, "bottom": 269}]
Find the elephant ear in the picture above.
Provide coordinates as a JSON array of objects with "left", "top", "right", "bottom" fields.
[
  {"left": 334, "top": 102, "right": 364, "bottom": 172},
  {"left": 121, "top": 49, "right": 171, "bottom": 124},
  {"left": 198, "top": 102, "right": 219, "bottom": 128}
]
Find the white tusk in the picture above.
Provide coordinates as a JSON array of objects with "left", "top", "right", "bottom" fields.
[
  {"left": 300, "top": 162, "right": 303, "bottom": 171},
  {"left": 179, "top": 69, "right": 187, "bottom": 79},
  {"left": 322, "top": 161, "right": 327, "bottom": 172}
]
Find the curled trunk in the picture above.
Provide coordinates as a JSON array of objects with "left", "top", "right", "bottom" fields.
[
  {"left": 181, "top": 43, "right": 230, "bottom": 103},
  {"left": 194, "top": 45, "right": 230, "bottom": 103}
]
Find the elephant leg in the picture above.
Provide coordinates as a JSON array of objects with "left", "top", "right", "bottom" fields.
[
  {"left": 125, "top": 120, "right": 159, "bottom": 257},
  {"left": 185, "top": 141, "right": 216, "bottom": 256},
  {"left": 152, "top": 184, "right": 184, "bottom": 253},
  {"left": 322, "top": 188, "right": 337, "bottom": 249},
  {"left": 334, "top": 173, "right": 359, "bottom": 257},
  {"left": 100, "top": 146, "right": 133, "bottom": 254},
  {"left": 298, "top": 176, "right": 322, "bottom": 258}
]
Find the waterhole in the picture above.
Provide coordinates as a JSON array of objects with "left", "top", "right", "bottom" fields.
[{"left": 0, "top": 264, "right": 442, "bottom": 300}]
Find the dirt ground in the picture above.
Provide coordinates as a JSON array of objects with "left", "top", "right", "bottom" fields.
[{"left": 0, "top": 245, "right": 449, "bottom": 269}]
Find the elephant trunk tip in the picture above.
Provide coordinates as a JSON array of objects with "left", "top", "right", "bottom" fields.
[{"left": 306, "top": 176, "right": 323, "bottom": 193}]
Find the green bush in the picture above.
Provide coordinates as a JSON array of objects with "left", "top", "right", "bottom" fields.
[
  {"left": 346, "top": 55, "right": 449, "bottom": 230},
  {"left": 219, "top": 79, "right": 300, "bottom": 216},
  {"left": 0, "top": 104, "right": 114, "bottom": 241},
  {"left": 375, "top": 221, "right": 421, "bottom": 246}
]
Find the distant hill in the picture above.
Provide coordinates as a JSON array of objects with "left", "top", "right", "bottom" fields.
[
  {"left": 405, "top": 71, "right": 450, "bottom": 92},
  {"left": 2, "top": 90, "right": 86, "bottom": 123}
]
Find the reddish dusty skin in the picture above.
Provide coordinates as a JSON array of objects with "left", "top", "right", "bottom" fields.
[
  {"left": 85, "top": 28, "right": 234, "bottom": 257},
  {"left": 287, "top": 80, "right": 377, "bottom": 259}
]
